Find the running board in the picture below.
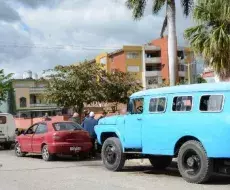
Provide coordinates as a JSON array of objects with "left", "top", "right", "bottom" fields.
[{"left": 124, "top": 148, "right": 142, "bottom": 153}]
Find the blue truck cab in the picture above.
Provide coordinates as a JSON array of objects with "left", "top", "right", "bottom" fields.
[{"left": 95, "top": 82, "right": 230, "bottom": 184}]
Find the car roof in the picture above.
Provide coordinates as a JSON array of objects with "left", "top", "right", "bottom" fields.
[{"left": 130, "top": 82, "right": 230, "bottom": 98}]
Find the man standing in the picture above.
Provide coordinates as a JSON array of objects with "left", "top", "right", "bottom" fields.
[
  {"left": 69, "top": 112, "right": 80, "bottom": 125},
  {"left": 82, "top": 111, "right": 98, "bottom": 157}
]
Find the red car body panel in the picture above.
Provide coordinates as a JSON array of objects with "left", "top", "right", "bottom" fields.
[{"left": 16, "top": 121, "right": 93, "bottom": 155}]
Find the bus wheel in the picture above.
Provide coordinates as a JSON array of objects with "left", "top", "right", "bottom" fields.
[
  {"left": 149, "top": 156, "right": 172, "bottom": 170},
  {"left": 102, "top": 137, "right": 125, "bottom": 171},
  {"left": 178, "top": 140, "right": 213, "bottom": 184}
]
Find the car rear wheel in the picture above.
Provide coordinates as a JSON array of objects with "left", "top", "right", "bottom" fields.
[
  {"left": 102, "top": 137, "right": 125, "bottom": 171},
  {"left": 42, "top": 145, "right": 54, "bottom": 161},
  {"left": 178, "top": 140, "right": 213, "bottom": 184},
  {"left": 15, "top": 143, "right": 26, "bottom": 157},
  {"left": 149, "top": 156, "right": 172, "bottom": 170}
]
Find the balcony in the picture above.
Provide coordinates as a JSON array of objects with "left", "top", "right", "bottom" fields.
[
  {"left": 29, "top": 87, "right": 46, "bottom": 94},
  {"left": 145, "top": 71, "right": 161, "bottom": 77},
  {"left": 179, "top": 71, "right": 186, "bottom": 77},
  {"left": 145, "top": 57, "right": 161, "bottom": 64},
  {"left": 144, "top": 45, "right": 161, "bottom": 51},
  {"left": 30, "top": 103, "right": 57, "bottom": 108}
]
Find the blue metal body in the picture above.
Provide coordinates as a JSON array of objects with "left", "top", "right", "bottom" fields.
[{"left": 95, "top": 82, "right": 230, "bottom": 158}]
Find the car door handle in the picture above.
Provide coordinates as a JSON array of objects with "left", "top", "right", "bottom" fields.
[{"left": 137, "top": 118, "right": 142, "bottom": 121}]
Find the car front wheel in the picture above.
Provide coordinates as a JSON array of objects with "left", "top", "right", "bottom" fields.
[
  {"left": 102, "top": 137, "right": 125, "bottom": 171},
  {"left": 177, "top": 140, "right": 213, "bottom": 184}
]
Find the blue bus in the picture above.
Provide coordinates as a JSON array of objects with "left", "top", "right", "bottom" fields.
[{"left": 95, "top": 82, "right": 230, "bottom": 184}]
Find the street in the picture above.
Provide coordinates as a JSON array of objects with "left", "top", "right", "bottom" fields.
[{"left": 0, "top": 150, "right": 230, "bottom": 190}]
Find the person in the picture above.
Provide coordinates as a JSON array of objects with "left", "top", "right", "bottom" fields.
[
  {"left": 98, "top": 110, "right": 107, "bottom": 121},
  {"left": 43, "top": 113, "right": 51, "bottom": 121},
  {"left": 82, "top": 111, "right": 98, "bottom": 157},
  {"left": 69, "top": 112, "right": 80, "bottom": 125},
  {"left": 82, "top": 110, "right": 89, "bottom": 123}
]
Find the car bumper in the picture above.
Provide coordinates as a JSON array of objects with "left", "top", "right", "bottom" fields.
[{"left": 48, "top": 142, "right": 92, "bottom": 155}]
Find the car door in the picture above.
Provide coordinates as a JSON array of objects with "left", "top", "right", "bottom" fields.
[
  {"left": 124, "top": 97, "right": 144, "bottom": 150},
  {"left": 20, "top": 124, "right": 38, "bottom": 153},
  {"left": 32, "top": 123, "right": 48, "bottom": 153}
]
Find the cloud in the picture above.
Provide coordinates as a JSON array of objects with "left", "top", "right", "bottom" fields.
[
  {"left": 0, "top": 0, "right": 194, "bottom": 76},
  {"left": 0, "top": 1, "right": 21, "bottom": 22}
]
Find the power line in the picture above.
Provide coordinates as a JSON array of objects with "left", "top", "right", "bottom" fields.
[{"left": 0, "top": 42, "right": 123, "bottom": 51}]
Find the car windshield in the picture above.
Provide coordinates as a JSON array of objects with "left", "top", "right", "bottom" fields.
[{"left": 53, "top": 122, "right": 82, "bottom": 131}]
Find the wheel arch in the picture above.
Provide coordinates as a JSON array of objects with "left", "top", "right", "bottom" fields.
[
  {"left": 100, "top": 132, "right": 119, "bottom": 145},
  {"left": 41, "top": 143, "right": 47, "bottom": 150},
  {"left": 174, "top": 136, "right": 203, "bottom": 157}
]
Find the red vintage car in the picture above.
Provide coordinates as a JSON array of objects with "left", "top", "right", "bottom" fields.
[{"left": 15, "top": 121, "right": 92, "bottom": 161}]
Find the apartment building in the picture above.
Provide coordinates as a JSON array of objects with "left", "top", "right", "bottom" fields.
[
  {"left": 12, "top": 72, "right": 62, "bottom": 118},
  {"left": 94, "top": 37, "right": 197, "bottom": 89}
]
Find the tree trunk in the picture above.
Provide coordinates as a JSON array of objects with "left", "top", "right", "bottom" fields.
[{"left": 167, "top": 0, "right": 177, "bottom": 86}]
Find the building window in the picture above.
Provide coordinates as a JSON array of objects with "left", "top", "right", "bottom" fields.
[
  {"left": 145, "top": 51, "right": 161, "bottom": 58},
  {"left": 177, "top": 51, "right": 184, "bottom": 59},
  {"left": 146, "top": 64, "right": 161, "bottom": 71},
  {"left": 149, "top": 97, "right": 166, "bottom": 113},
  {"left": 127, "top": 66, "right": 140, "bottom": 72},
  {"left": 172, "top": 96, "right": 192, "bottom": 112},
  {"left": 126, "top": 52, "right": 139, "bottom": 59},
  {"left": 146, "top": 77, "right": 158, "bottom": 85},
  {"left": 200, "top": 95, "right": 223, "bottom": 112},
  {"left": 178, "top": 64, "right": 186, "bottom": 71},
  {"left": 20, "top": 97, "right": 27, "bottom": 108}
]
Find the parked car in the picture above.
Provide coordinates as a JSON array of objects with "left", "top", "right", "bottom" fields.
[
  {"left": 95, "top": 82, "right": 230, "bottom": 184},
  {"left": 15, "top": 121, "right": 92, "bottom": 161},
  {"left": 0, "top": 113, "right": 16, "bottom": 150}
]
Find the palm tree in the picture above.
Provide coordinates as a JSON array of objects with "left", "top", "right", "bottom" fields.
[
  {"left": 185, "top": 0, "right": 230, "bottom": 80},
  {"left": 126, "top": 0, "right": 194, "bottom": 86}
]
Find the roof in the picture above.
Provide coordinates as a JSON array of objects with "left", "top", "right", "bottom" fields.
[
  {"left": 108, "top": 49, "right": 123, "bottom": 57},
  {"left": 130, "top": 82, "right": 230, "bottom": 97}
]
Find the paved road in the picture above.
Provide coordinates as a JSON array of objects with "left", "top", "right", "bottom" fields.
[{"left": 0, "top": 150, "right": 230, "bottom": 190}]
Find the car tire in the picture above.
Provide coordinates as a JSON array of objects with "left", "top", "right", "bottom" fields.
[
  {"left": 42, "top": 145, "right": 54, "bottom": 161},
  {"left": 15, "top": 143, "right": 26, "bottom": 157},
  {"left": 3, "top": 143, "right": 12, "bottom": 150},
  {"left": 149, "top": 156, "right": 172, "bottom": 170},
  {"left": 102, "top": 137, "right": 125, "bottom": 171},
  {"left": 177, "top": 140, "right": 213, "bottom": 184}
]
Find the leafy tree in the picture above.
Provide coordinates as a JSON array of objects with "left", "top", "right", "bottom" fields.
[
  {"left": 126, "top": 0, "right": 194, "bottom": 86},
  {"left": 185, "top": 0, "right": 230, "bottom": 80},
  {"left": 196, "top": 75, "right": 207, "bottom": 84},
  {"left": 0, "top": 69, "right": 13, "bottom": 105},
  {"left": 102, "top": 70, "right": 142, "bottom": 111},
  {"left": 7, "top": 83, "right": 16, "bottom": 115},
  {"left": 45, "top": 62, "right": 105, "bottom": 115}
]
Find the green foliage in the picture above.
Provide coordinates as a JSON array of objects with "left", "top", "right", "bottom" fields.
[
  {"left": 185, "top": 0, "right": 230, "bottom": 79},
  {"left": 45, "top": 62, "right": 141, "bottom": 113},
  {"left": 126, "top": 0, "right": 194, "bottom": 37},
  {"left": 102, "top": 70, "right": 142, "bottom": 104},
  {"left": 0, "top": 69, "right": 13, "bottom": 105},
  {"left": 7, "top": 84, "right": 16, "bottom": 115},
  {"left": 196, "top": 75, "right": 207, "bottom": 83}
]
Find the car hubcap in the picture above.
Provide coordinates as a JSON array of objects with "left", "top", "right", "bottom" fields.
[
  {"left": 16, "top": 144, "right": 21, "bottom": 155},
  {"left": 182, "top": 149, "right": 201, "bottom": 176},
  {"left": 105, "top": 145, "right": 117, "bottom": 165},
  {"left": 42, "top": 147, "right": 49, "bottom": 159}
]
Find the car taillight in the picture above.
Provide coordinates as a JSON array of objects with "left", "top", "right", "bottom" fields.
[{"left": 53, "top": 134, "right": 61, "bottom": 141}]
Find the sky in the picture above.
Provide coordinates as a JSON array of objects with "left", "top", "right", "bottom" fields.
[{"left": 0, "top": 0, "right": 195, "bottom": 78}]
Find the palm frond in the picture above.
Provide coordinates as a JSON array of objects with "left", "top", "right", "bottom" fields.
[
  {"left": 180, "top": 0, "right": 194, "bottom": 17},
  {"left": 152, "top": 0, "right": 166, "bottom": 14},
  {"left": 126, "top": 0, "right": 147, "bottom": 19},
  {"left": 160, "top": 15, "right": 167, "bottom": 38}
]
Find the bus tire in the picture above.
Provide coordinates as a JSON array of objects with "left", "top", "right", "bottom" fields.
[
  {"left": 102, "top": 137, "right": 125, "bottom": 171},
  {"left": 178, "top": 140, "right": 213, "bottom": 184}
]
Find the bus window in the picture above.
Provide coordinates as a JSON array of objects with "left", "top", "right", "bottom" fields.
[
  {"left": 149, "top": 97, "right": 166, "bottom": 113},
  {"left": 200, "top": 95, "right": 223, "bottom": 112},
  {"left": 172, "top": 96, "right": 192, "bottom": 112},
  {"left": 0, "top": 116, "right": 6, "bottom": 124}
]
